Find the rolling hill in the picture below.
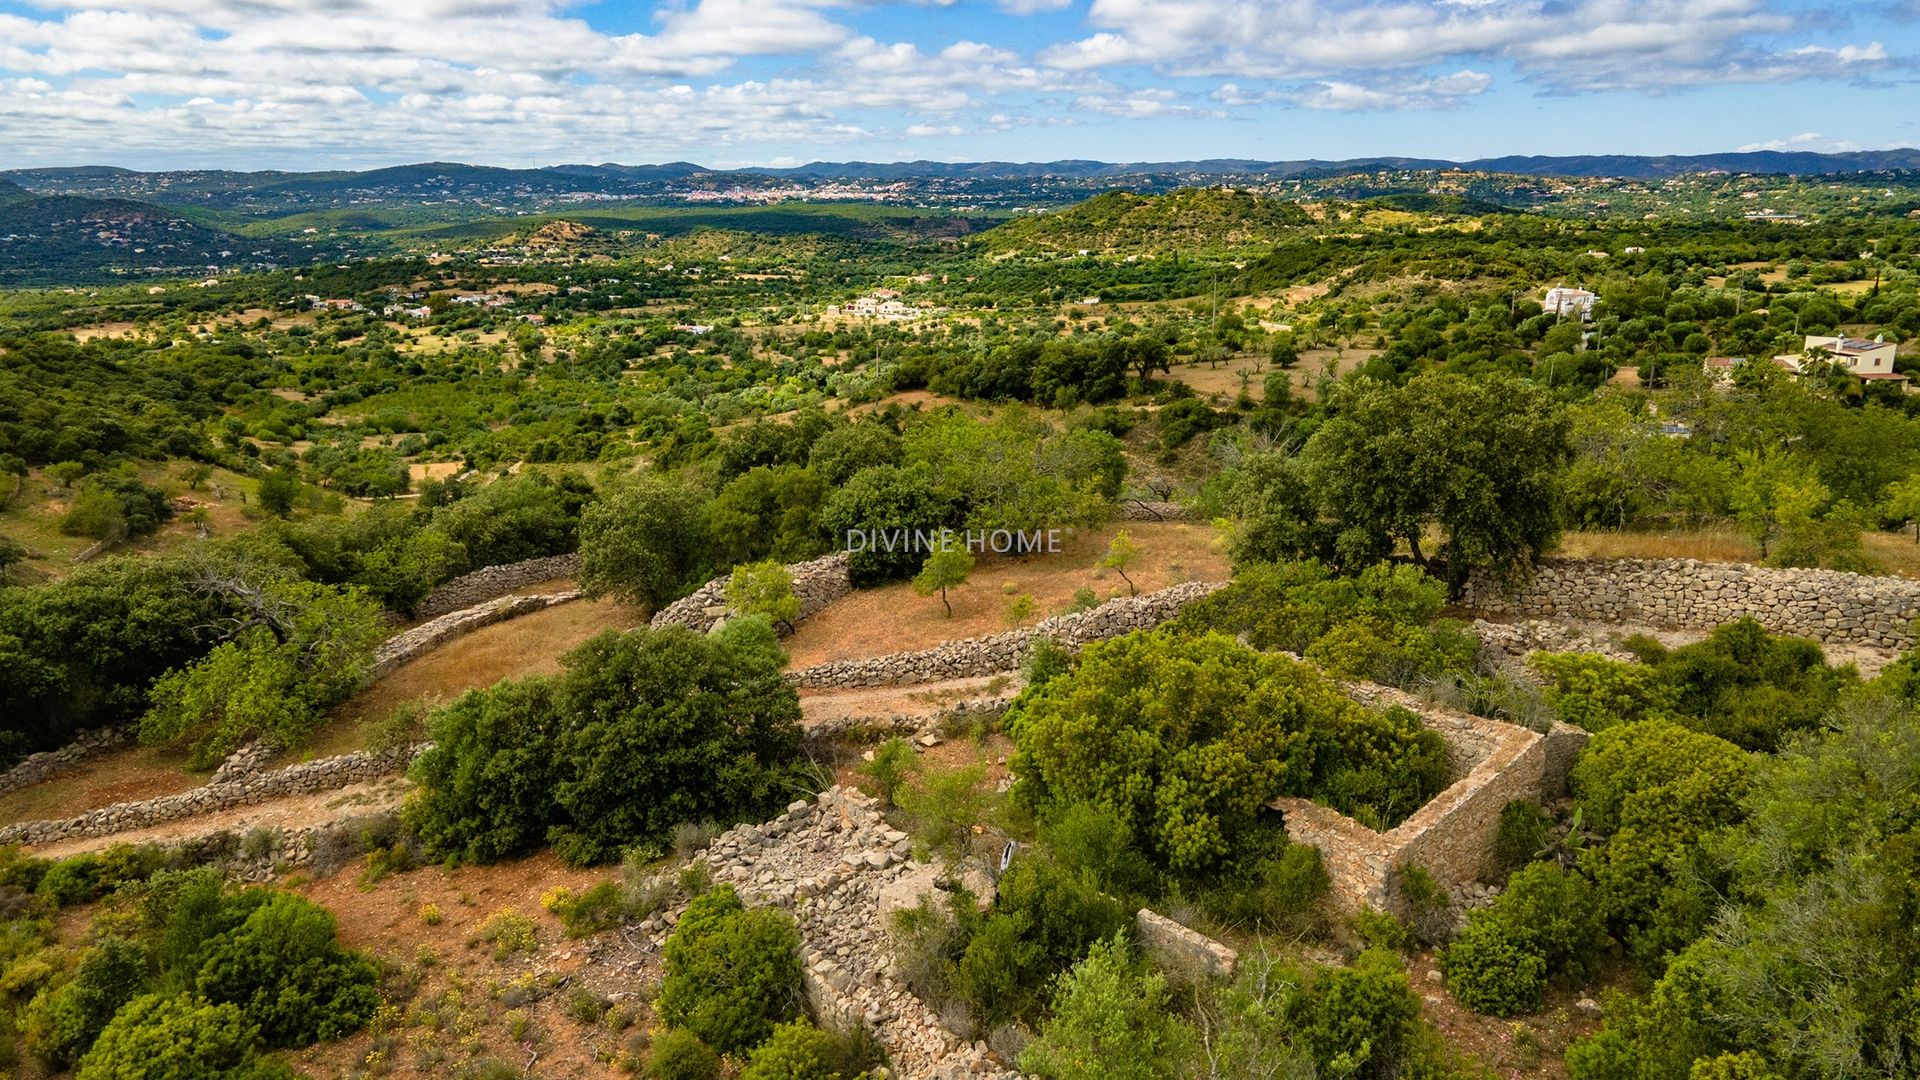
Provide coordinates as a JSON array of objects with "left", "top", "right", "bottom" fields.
[
  {"left": 0, "top": 195, "right": 292, "bottom": 284},
  {"left": 982, "top": 188, "right": 1310, "bottom": 253}
]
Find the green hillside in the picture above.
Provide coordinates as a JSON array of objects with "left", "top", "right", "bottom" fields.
[{"left": 984, "top": 187, "right": 1310, "bottom": 254}]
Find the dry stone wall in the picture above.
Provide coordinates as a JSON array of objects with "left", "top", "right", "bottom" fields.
[
  {"left": 802, "top": 694, "right": 1017, "bottom": 744},
  {"left": 787, "top": 580, "right": 1225, "bottom": 689},
  {"left": 0, "top": 728, "right": 130, "bottom": 797},
  {"left": 0, "top": 744, "right": 425, "bottom": 848},
  {"left": 1270, "top": 683, "right": 1587, "bottom": 914},
  {"left": 650, "top": 552, "right": 854, "bottom": 635},
  {"left": 414, "top": 553, "right": 581, "bottom": 619},
  {"left": 1463, "top": 557, "right": 1920, "bottom": 649},
  {"left": 1135, "top": 908, "right": 1237, "bottom": 980},
  {"left": 695, "top": 787, "right": 1017, "bottom": 1080},
  {"left": 369, "top": 590, "right": 581, "bottom": 681}
]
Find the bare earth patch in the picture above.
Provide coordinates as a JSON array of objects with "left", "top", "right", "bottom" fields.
[
  {"left": 288, "top": 852, "right": 643, "bottom": 1080},
  {"left": 0, "top": 743, "right": 204, "bottom": 827},
  {"left": 782, "top": 520, "right": 1228, "bottom": 668},
  {"left": 24, "top": 776, "right": 412, "bottom": 860}
]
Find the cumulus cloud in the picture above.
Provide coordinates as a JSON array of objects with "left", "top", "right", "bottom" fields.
[
  {"left": 1045, "top": 0, "right": 1890, "bottom": 94},
  {"left": 1736, "top": 132, "right": 1861, "bottom": 152}
]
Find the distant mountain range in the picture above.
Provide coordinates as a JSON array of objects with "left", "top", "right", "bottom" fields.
[{"left": 7, "top": 148, "right": 1920, "bottom": 208}]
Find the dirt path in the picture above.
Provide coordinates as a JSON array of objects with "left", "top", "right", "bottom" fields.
[
  {"left": 798, "top": 673, "right": 1019, "bottom": 728},
  {"left": 24, "top": 776, "right": 412, "bottom": 860}
]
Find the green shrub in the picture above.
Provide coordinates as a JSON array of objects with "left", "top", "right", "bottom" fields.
[
  {"left": 1289, "top": 947, "right": 1434, "bottom": 1080},
  {"left": 1442, "top": 864, "right": 1605, "bottom": 1017},
  {"left": 544, "top": 881, "right": 627, "bottom": 938},
  {"left": 473, "top": 908, "right": 538, "bottom": 959},
  {"left": 1492, "top": 801, "right": 1551, "bottom": 876},
  {"left": 894, "top": 762, "right": 988, "bottom": 858},
  {"left": 1038, "top": 801, "right": 1160, "bottom": 899},
  {"left": 1530, "top": 652, "right": 1677, "bottom": 732},
  {"left": 856, "top": 737, "right": 920, "bottom": 808},
  {"left": 1572, "top": 720, "right": 1749, "bottom": 962},
  {"left": 659, "top": 885, "right": 802, "bottom": 1053},
  {"left": 1009, "top": 630, "right": 1448, "bottom": 878},
  {"left": 1020, "top": 935, "right": 1193, "bottom": 1080},
  {"left": 954, "top": 857, "right": 1130, "bottom": 1028},
  {"left": 740, "top": 1020, "right": 867, "bottom": 1080},
  {"left": 192, "top": 892, "right": 380, "bottom": 1047},
  {"left": 75, "top": 993, "right": 289, "bottom": 1080},
  {"left": 23, "top": 935, "right": 147, "bottom": 1068},
  {"left": 645, "top": 1027, "right": 720, "bottom": 1080},
  {"left": 1200, "top": 842, "right": 1329, "bottom": 936},
  {"left": 1441, "top": 925, "right": 1548, "bottom": 1016}
]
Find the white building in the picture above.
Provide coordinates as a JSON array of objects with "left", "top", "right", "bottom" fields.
[{"left": 1542, "top": 286, "right": 1598, "bottom": 320}]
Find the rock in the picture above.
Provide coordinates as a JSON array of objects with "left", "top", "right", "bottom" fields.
[{"left": 1575, "top": 997, "right": 1603, "bottom": 1019}]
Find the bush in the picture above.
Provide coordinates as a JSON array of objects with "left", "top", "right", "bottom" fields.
[
  {"left": 1443, "top": 864, "right": 1606, "bottom": 1017},
  {"left": 192, "top": 892, "right": 380, "bottom": 1047},
  {"left": 410, "top": 625, "right": 804, "bottom": 867},
  {"left": 473, "top": 909, "right": 538, "bottom": 959},
  {"left": 1530, "top": 652, "right": 1677, "bottom": 732},
  {"left": 856, "top": 737, "right": 920, "bottom": 808},
  {"left": 1038, "top": 801, "right": 1160, "bottom": 899},
  {"left": 1019, "top": 935, "right": 1193, "bottom": 1080},
  {"left": 1572, "top": 720, "right": 1749, "bottom": 961},
  {"left": 23, "top": 936, "right": 147, "bottom": 1068},
  {"left": 544, "top": 881, "right": 626, "bottom": 938},
  {"left": 953, "top": 857, "right": 1130, "bottom": 1028},
  {"left": 1008, "top": 630, "right": 1449, "bottom": 879},
  {"left": 659, "top": 885, "right": 802, "bottom": 1053},
  {"left": 75, "top": 993, "right": 282, "bottom": 1080},
  {"left": 1198, "top": 842, "right": 1330, "bottom": 936},
  {"left": 1492, "top": 801, "right": 1551, "bottom": 877},
  {"left": 741, "top": 1020, "right": 872, "bottom": 1080},
  {"left": 578, "top": 474, "right": 712, "bottom": 606},
  {"left": 894, "top": 762, "right": 987, "bottom": 859},
  {"left": 644, "top": 1027, "right": 720, "bottom": 1080}
]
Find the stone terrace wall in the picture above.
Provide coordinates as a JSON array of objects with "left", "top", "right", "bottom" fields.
[
  {"left": 0, "top": 728, "right": 130, "bottom": 797},
  {"left": 786, "top": 580, "right": 1225, "bottom": 690},
  {"left": 369, "top": 590, "right": 580, "bottom": 681},
  {"left": 650, "top": 552, "right": 854, "bottom": 635},
  {"left": 0, "top": 744, "right": 424, "bottom": 848},
  {"left": 1271, "top": 683, "right": 1587, "bottom": 913},
  {"left": 415, "top": 553, "right": 581, "bottom": 619},
  {"left": 1463, "top": 557, "right": 1920, "bottom": 649}
]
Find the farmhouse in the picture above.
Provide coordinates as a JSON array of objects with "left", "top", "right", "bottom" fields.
[
  {"left": 1541, "top": 285, "right": 1597, "bottom": 320},
  {"left": 1775, "top": 333, "right": 1905, "bottom": 383}
]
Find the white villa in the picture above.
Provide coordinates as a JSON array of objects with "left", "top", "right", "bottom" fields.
[
  {"left": 1542, "top": 286, "right": 1598, "bottom": 320},
  {"left": 1776, "top": 334, "right": 1904, "bottom": 383}
]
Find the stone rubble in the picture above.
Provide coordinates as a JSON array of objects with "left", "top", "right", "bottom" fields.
[{"left": 692, "top": 786, "right": 1019, "bottom": 1080}]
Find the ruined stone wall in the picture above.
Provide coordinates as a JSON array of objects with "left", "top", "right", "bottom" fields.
[
  {"left": 0, "top": 744, "right": 425, "bottom": 848},
  {"left": 369, "top": 590, "right": 580, "bottom": 681},
  {"left": 649, "top": 552, "right": 854, "bottom": 635},
  {"left": 414, "top": 553, "right": 581, "bottom": 619},
  {"left": 1463, "top": 557, "right": 1920, "bottom": 648},
  {"left": 0, "top": 729, "right": 130, "bottom": 797},
  {"left": 695, "top": 787, "right": 1016, "bottom": 1080},
  {"left": 1270, "top": 684, "right": 1587, "bottom": 914},
  {"left": 787, "top": 580, "right": 1225, "bottom": 689}
]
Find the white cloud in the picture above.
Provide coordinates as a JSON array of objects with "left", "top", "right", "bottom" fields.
[
  {"left": 1736, "top": 132, "right": 1860, "bottom": 152},
  {"left": 1045, "top": 0, "right": 1890, "bottom": 94},
  {"left": 1293, "top": 69, "right": 1491, "bottom": 111}
]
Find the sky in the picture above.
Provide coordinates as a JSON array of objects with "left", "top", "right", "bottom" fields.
[{"left": 0, "top": 0, "right": 1916, "bottom": 171}]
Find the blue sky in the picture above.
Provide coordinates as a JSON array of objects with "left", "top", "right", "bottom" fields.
[{"left": 0, "top": 0, "right": 1914, "bottom": 170}]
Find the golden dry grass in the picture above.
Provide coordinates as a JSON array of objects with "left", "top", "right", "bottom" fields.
[
  {"left": 1553, "top": 526, "right": 1761, "bottom": 564},
  {"left": 782, "top": 520, "right": 1228, "bottom": 668},
  {"left": 0, "top": 743, "right": 204, "bottom": 826},
  {"left": 294, "top": 595, "right": 650, "bottom": 761}
]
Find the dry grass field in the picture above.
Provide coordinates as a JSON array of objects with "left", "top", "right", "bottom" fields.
[{"left": 782, "top": 519, "right": 1227, "bottom": 668}]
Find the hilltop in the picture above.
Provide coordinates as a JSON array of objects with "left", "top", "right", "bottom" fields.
[
  {"left": 983, "top": 187, "right": 1310, "bottom": 253},
  {"left": 0, "top": 194, "right": 289, "bottom": 284}
]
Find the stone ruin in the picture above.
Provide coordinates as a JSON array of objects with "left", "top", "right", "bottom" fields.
[{"left": 1269, "top": 681, "right": 1587, "bottom": 916}]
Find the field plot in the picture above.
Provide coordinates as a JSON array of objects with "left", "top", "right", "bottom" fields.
[
  {"left": 298, "top": 591, "right": 647, "bottom": 761},
  {"left": 782, "top": 519, "right": 1227, "bottom": 667}
]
